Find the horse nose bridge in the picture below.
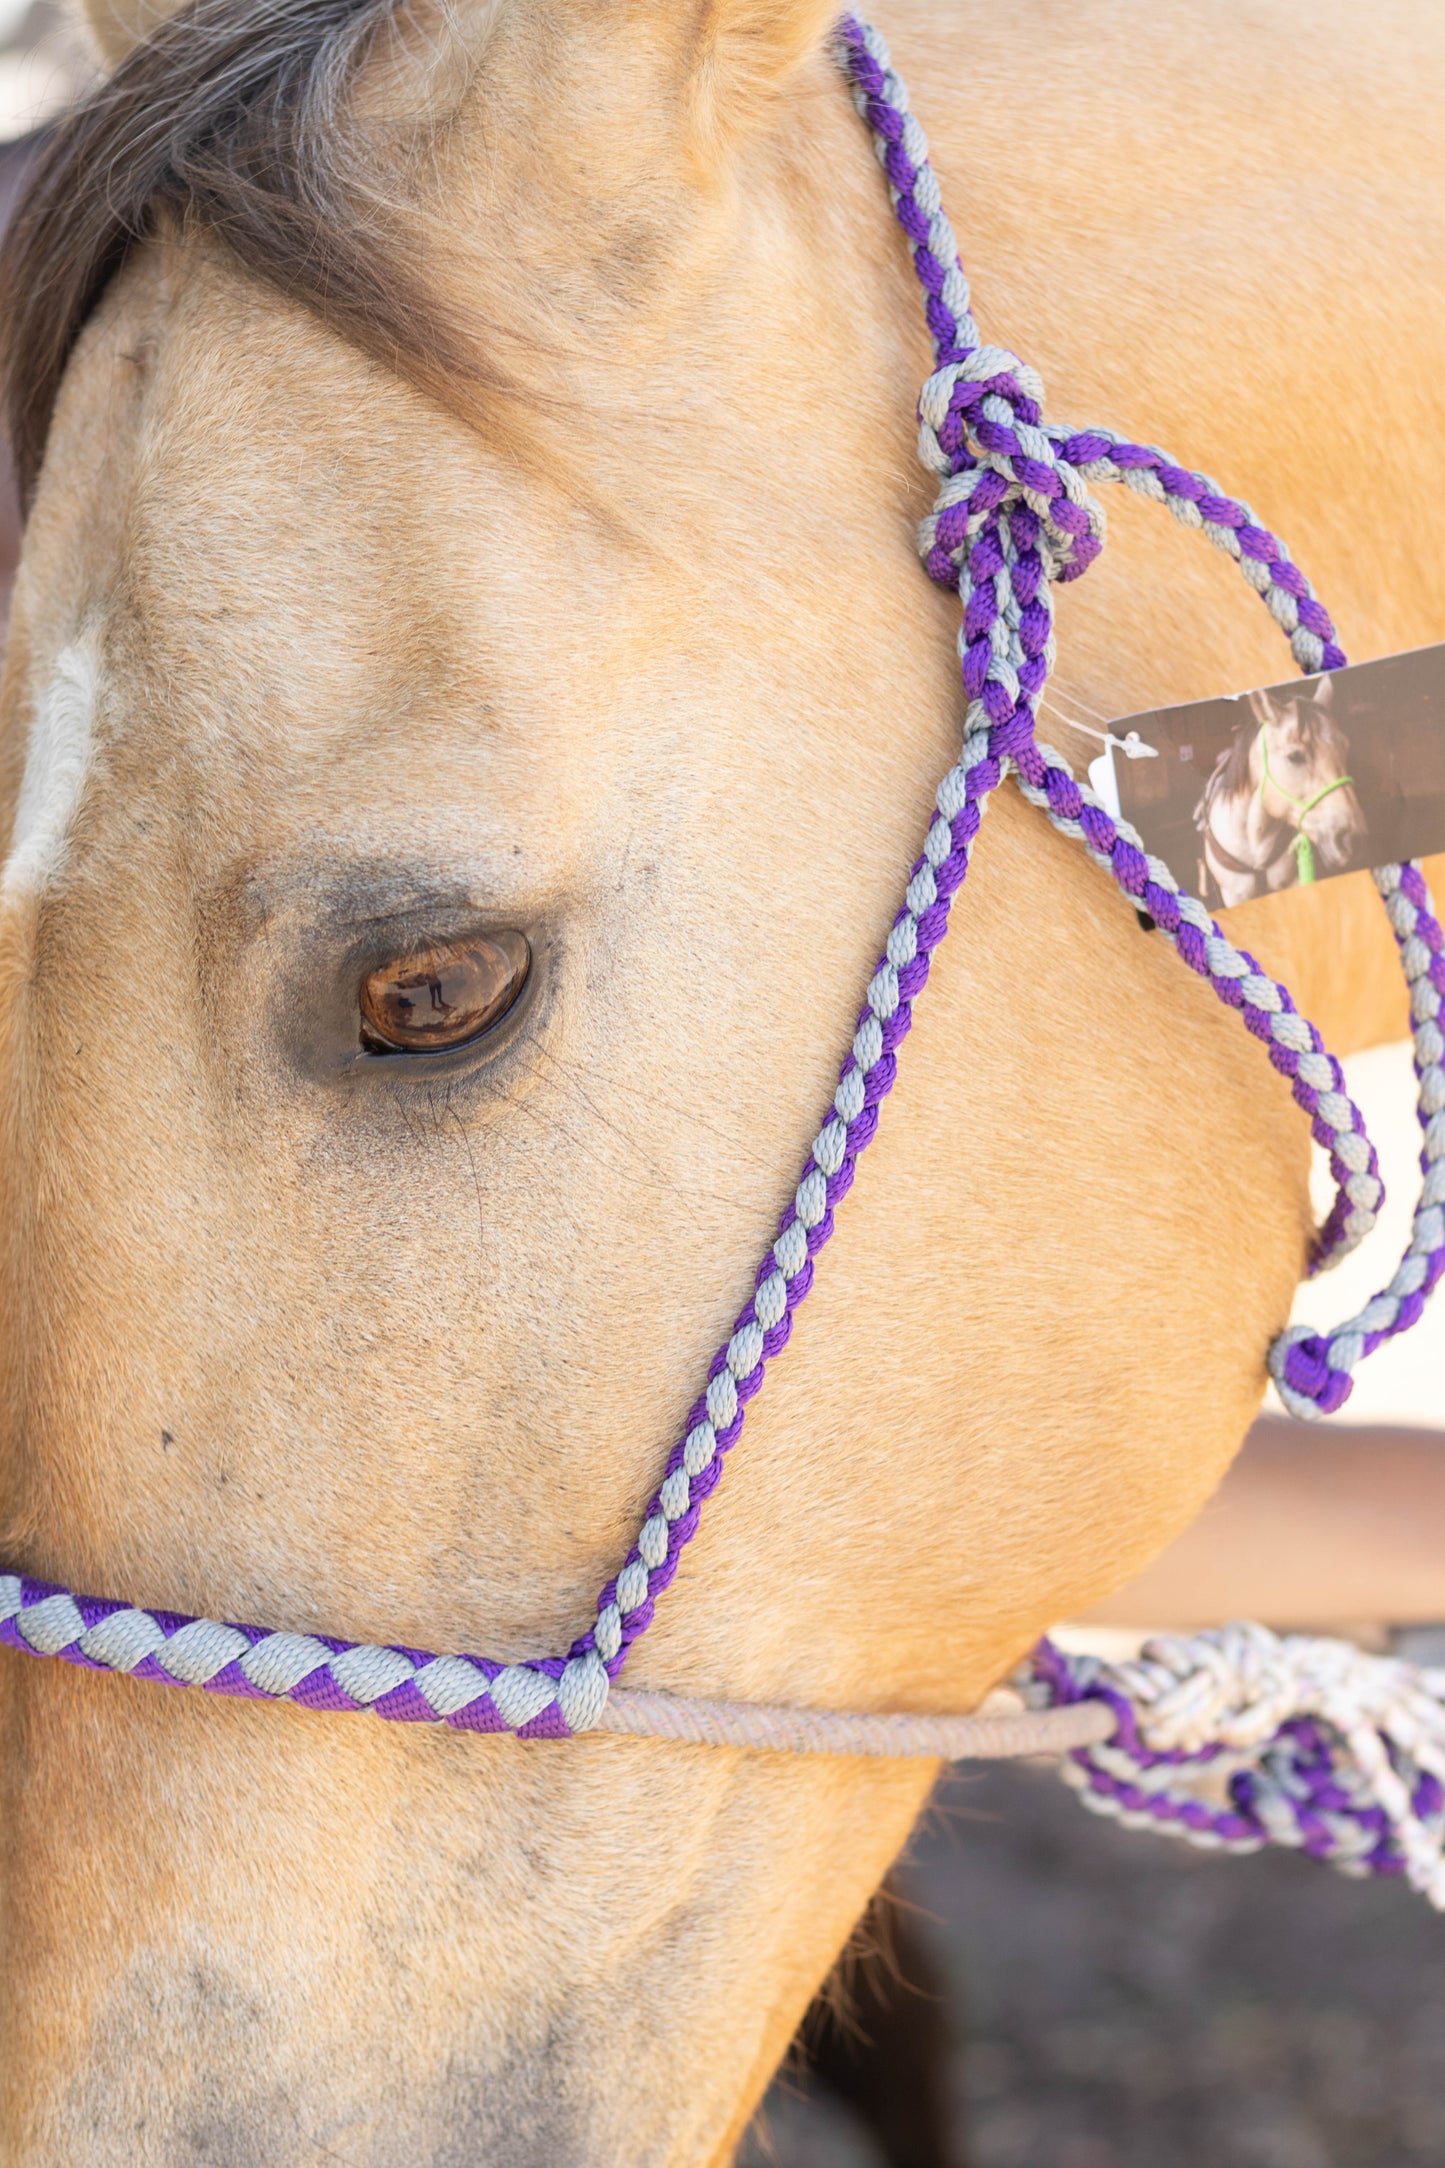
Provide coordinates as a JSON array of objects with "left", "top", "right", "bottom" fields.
[{"left": 1312, "top": 771, "right": 1366, "bottom": 833}]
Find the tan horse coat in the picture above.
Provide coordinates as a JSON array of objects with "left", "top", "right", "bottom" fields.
[{"left": 0, "top": 0, "right": 1440, "bottom": 2158}]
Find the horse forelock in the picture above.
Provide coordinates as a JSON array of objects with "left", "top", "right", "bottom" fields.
[
  {"left": 1304, "top": 695, "right": 1350, "bottom": 769},
  {"left": 0, "top": 0, "right": 522, "bottom": 510},
  {"left": 1217, "top": 713, "right": 1260, "bottom": 796}
]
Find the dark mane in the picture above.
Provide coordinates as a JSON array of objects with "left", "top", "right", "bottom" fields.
[
  {"left": 0, "top": 0, "right": 500, "bottom": 508},
  {"left": 1216, "top": 716, "right": 1260, "bottom": 796}
]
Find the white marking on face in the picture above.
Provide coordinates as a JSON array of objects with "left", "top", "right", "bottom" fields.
[{"left": 2, "top": 641, "right": 99, "bottom": 900}]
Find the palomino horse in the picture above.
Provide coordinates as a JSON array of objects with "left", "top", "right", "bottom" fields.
[
  {"left": 0, "top": 0, "right": 1441, "bottom": 2159},
  {"left": 1196, "top": 677, "right": 1366, "bottom": 907}
]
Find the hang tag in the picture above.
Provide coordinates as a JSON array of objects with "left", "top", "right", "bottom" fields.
[{"left": 1093, "top": 641, "right": 1445, "bottom": 908}]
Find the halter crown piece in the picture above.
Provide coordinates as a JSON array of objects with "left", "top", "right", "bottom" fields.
[{"left": 5, "top": 16, "right": 1445, "bottom": 1898}]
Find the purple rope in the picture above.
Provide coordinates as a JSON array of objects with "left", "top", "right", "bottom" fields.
[
  {"left": 1026, "top": 1632, "right": 1445, "bottom": 1886},
  {"left": 0, "top": 1576, "right": 584, "bottom": 1736}
]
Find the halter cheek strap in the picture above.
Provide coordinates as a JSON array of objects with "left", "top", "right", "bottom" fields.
[{"left": 1256, "top": 720, "right": 1355, "bottom": 884}]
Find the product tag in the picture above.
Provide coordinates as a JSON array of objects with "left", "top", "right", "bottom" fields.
[{"left": 1079, "top": 642, "right": 1445, "bottom": 907}]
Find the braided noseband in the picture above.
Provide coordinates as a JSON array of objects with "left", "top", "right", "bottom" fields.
[{"left": 4, "top": 17, "right": 1445, "bottom": 1896}]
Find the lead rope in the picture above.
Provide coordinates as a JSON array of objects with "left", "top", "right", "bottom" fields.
[{"left": 3, "top": 14, "right": 1444, "bottom": 1898}]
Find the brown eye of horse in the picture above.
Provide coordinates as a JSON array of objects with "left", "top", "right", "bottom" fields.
[{"left": 358, "top": 931, "right": 530, "bottom": 1054}]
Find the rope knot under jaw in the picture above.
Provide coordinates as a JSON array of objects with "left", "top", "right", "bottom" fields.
[{"left": 1027, "top": 1625, "right": 1445, "bottom": 1906}]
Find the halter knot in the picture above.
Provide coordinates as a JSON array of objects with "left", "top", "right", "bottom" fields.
[
  {"left": 1116, "top": 1620, "right": 1368, "bottom": 1754},
  {"left": 1031, "top": 1624, "right": 1445, "bottom": 1905},
  {"left": 916, "top": 346, "right": 1106, "bottom": 593}
]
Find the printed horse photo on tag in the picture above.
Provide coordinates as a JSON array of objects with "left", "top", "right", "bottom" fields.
[
  {"left": 1194, "top": 677, "right": 1365, "bottom": 905},
  {"left": 1110, "top": 641, "right": 1445, "bottom": 912}
]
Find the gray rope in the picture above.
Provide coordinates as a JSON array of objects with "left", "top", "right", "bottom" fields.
[{"left": 598, "top": 1687, "right": 1116, "bottom": 1759}]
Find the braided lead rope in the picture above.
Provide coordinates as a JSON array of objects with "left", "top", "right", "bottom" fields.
[
  {"left": 19, "top": 1540, "right": 1445, "bottom": 1910},
  {"left": 1, "top": 18, "right": 1441, "bottom": 1792},
  {"left": 1022, "top": 1627, "right": 1445, "bottom": 1906},
  {"left": 0, "top": 1573, "right": 1111, "bottom": 1757}
]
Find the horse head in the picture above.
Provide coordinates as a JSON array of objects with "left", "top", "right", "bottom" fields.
[
  {"left": 0, "top": 0, "right": 1327, "bottom": 2156},
  {"left": 1248, "top": 679, "right": 1367, "bottom": 879}
]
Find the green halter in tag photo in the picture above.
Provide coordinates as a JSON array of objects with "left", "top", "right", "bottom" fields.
[{"left": 1256, "top": 716, "right": 1356, "bottom": 885}]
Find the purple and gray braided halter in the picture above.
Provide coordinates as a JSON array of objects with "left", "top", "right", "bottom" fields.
[{"left": 4, "top": 16, "right": 1444, "bottom": 1896}]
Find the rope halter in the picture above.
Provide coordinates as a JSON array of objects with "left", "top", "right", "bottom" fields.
[{"left": 1, "top": 11, "right": 1443, "bottom": 1908}]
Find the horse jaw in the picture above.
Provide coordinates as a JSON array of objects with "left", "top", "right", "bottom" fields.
[
  {"left": 1307, "top": 782, "right": 1369, "bottom": 874},
  {"left": 0, "top": 3, "right": 1334, "bottom": 2159}
]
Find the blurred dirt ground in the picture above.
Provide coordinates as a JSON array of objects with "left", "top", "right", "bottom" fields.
[{"left": 745, "top": 1760, "right": 1445, "bottom": 2168}]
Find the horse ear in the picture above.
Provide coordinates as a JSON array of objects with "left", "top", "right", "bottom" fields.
[
  {"left": 1310, "top": 672, "right": 1335, "bottom": 712},
  {"left": 79, "top": 0, "right": 186, "bottom": 70},
  {"left": 79, "top": 0, "right": 838, "bottom": 105},
  {"left": 690, "top": 0, "right": 842, "bottom": 142}
]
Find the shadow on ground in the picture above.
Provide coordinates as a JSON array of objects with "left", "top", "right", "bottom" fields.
[{"left": 744, "top": 1760, "right": 1445, "bottom": 2168}]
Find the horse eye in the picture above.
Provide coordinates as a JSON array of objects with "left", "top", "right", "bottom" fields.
[{"left": 358, "top": 931, "right": 530, "bottom": 1054}]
